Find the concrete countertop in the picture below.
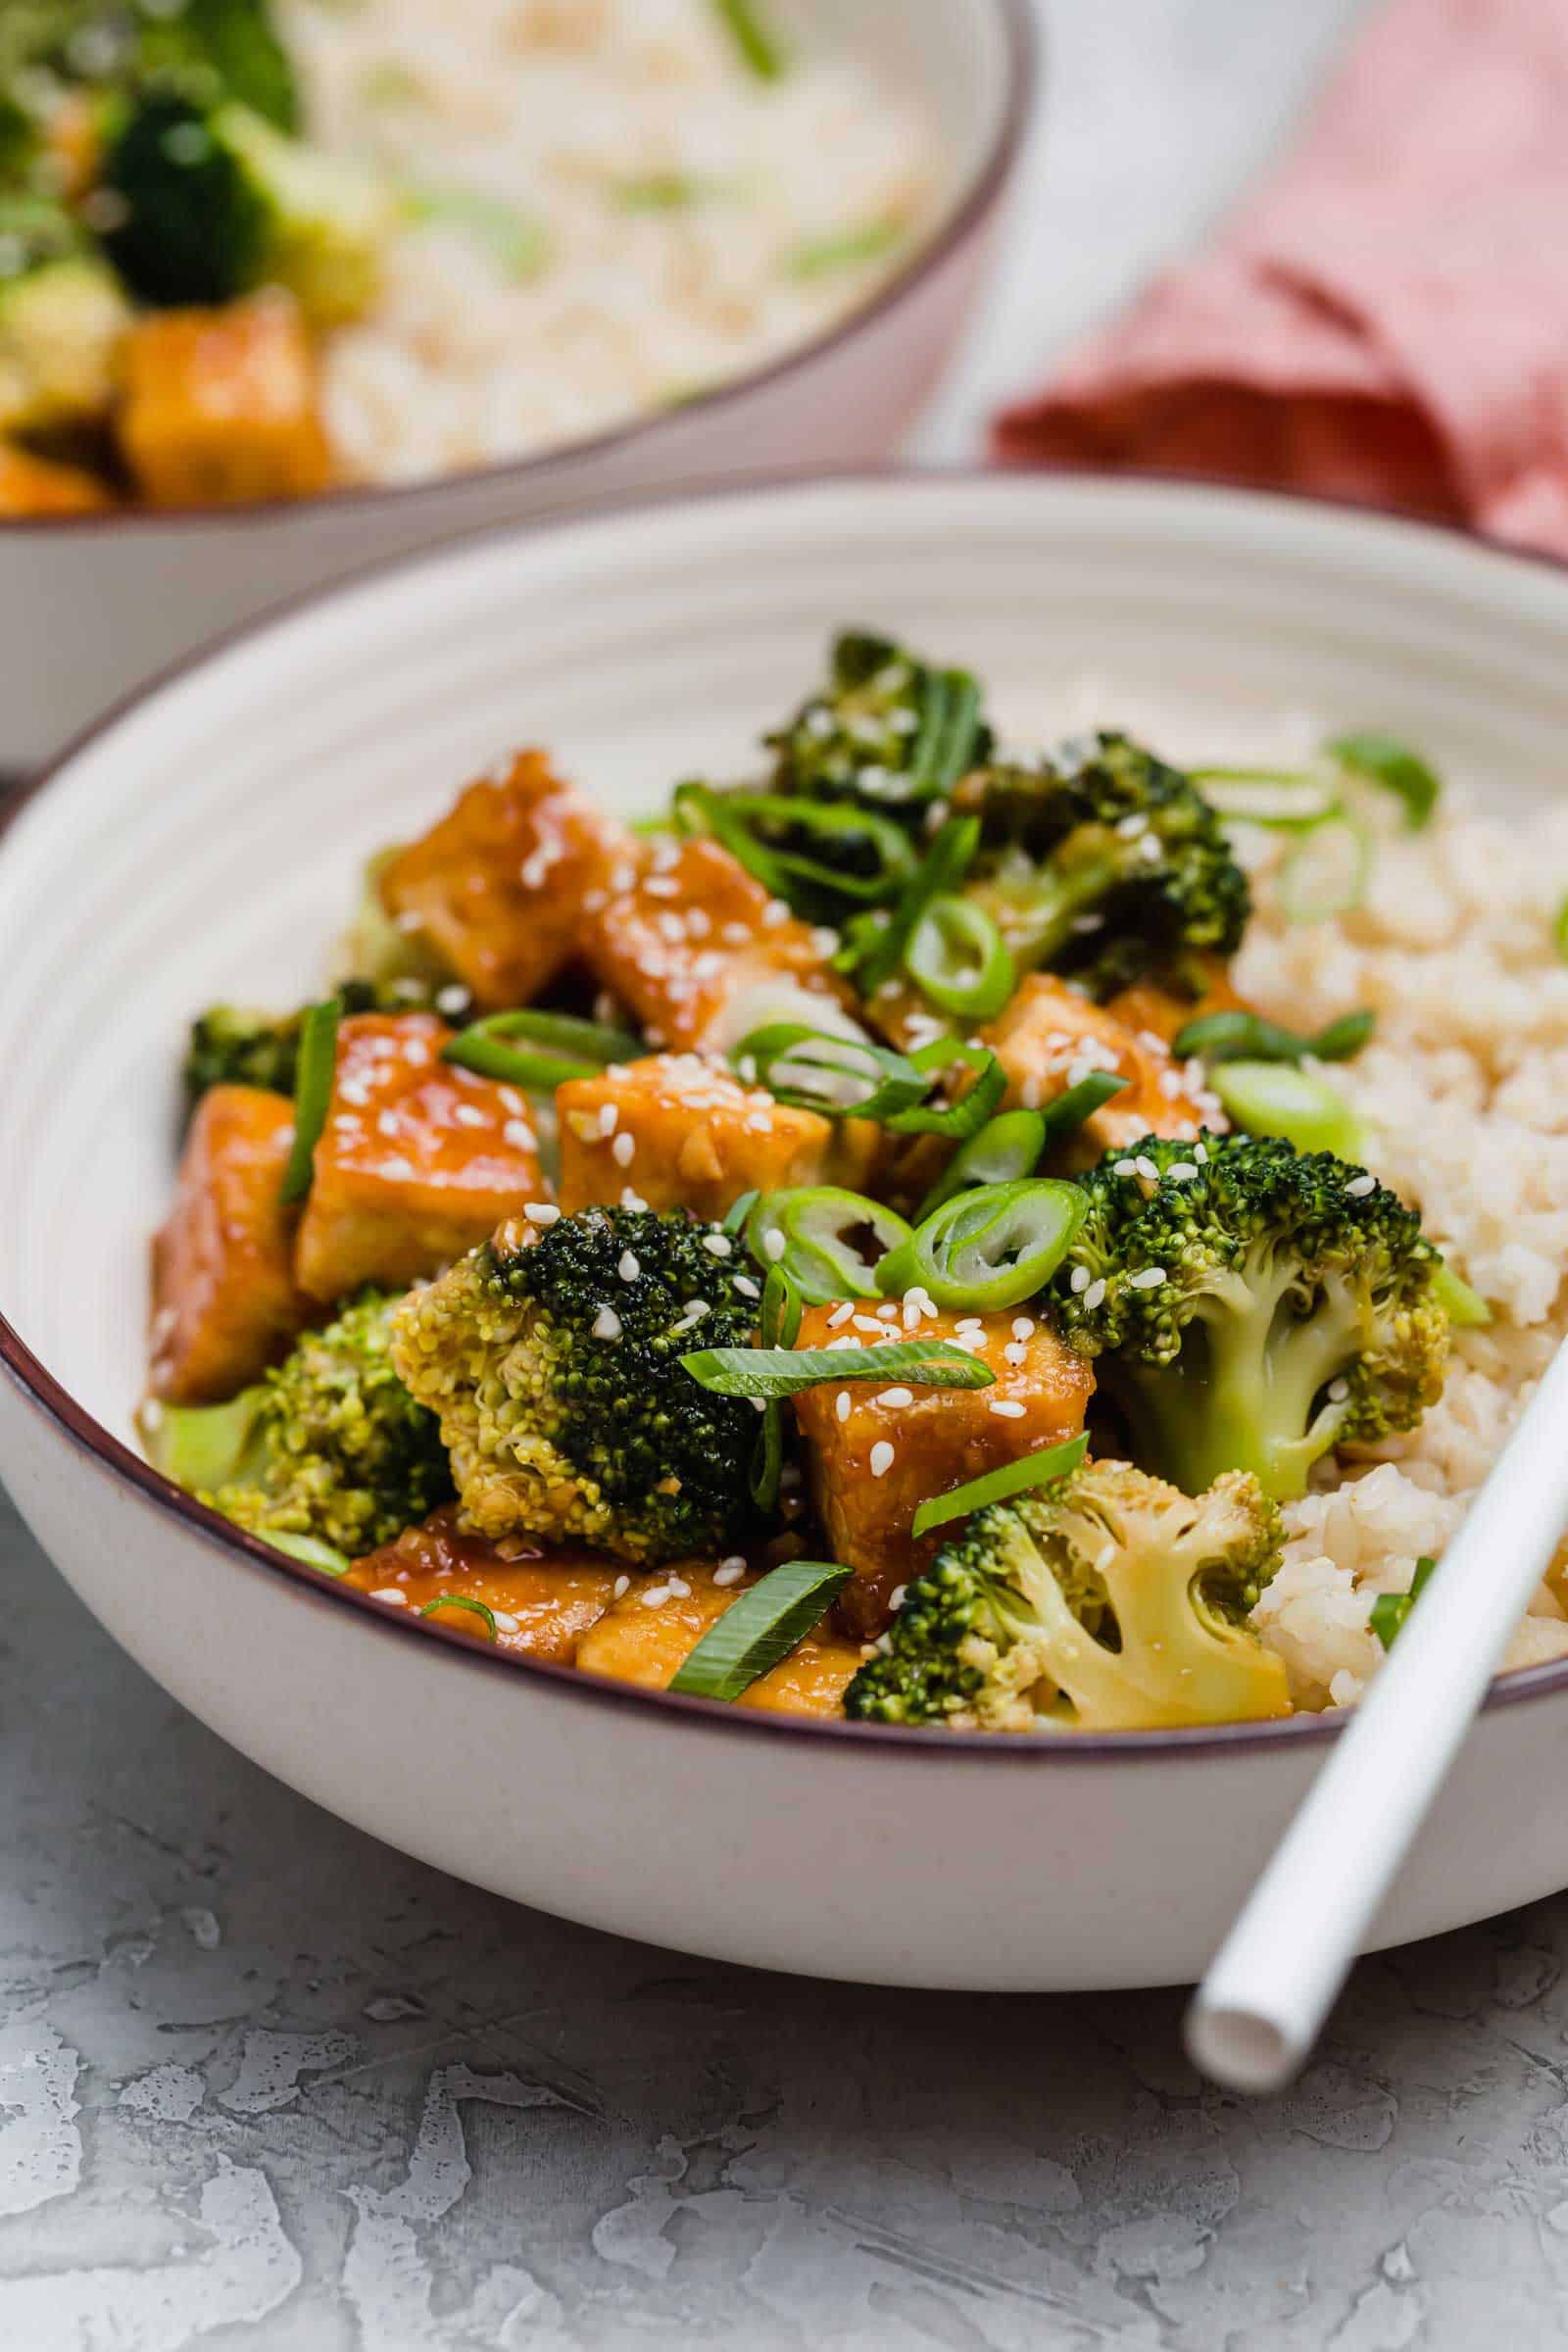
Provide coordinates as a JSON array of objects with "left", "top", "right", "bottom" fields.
[{"left": 18, "top": 4, "right": 1567, "bottom": 2344}]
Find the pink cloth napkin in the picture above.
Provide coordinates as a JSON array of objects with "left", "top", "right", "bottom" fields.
[{"left": 994, "top": 0, "right": 1568, "bottom": 554}]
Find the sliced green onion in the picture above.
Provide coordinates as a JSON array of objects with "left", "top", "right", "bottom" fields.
[
  {"left": 787, "top": 218, "right": 906, "bottom": 280},
  {"left": 910, "top": 1433, "right": 1089, "bottom": 1540},
  {"left": 279, "top": 996, "right": 342, "bottom": 1204},
  {"left": 746, "top": 1188, "right": 913, "bottom": 1303},
  {"left": 614, "top": 172, "right": 717, "bottom": 212},
  {"left": 909, "top": 670, "right": 986, "bottom": 801},
  {"left": 1277, "top": 811, "right": 1374, "bottom": 924},
  {"left": 733, "top": 1022, "right": 928, "bottom": 1121},
  {"left": 674, "top": 782, "right": 913, "bottom": 909},
  {"left": 876, "top": 1180, "right": 1088, "bottom": 1314},
  {"left": 681, "top": 1340, "right": 995, "bottom": 1398},
  {"left": 1172, "top": 1007, "right": 1376, "bottom": 1066},
  {"left": 751, "top": 1264, "right": 803, "bottom": 1508},
  {"left": 839, "top": 814, "right": 979, "bottom": 994},
  {"left": 906, "top": 895, "right": 1015, "bottom": 1020},
  {"left": 749, "top": 1399, "right": 785, "bottom": 1512},
  {"left": 884, "top": 1041, "right": 1006, "bottom": 1143},
  {"left": 668, "top": 1559, "right": 851, "bottom": 1701},
  {"left": 1038, "top": 1071, "right": 1130, "bottom": 1152},
  {"left": 1210, "top": 1060, "right": 1366, "bottom": 1160},
  {"left": 443, "top": 1007, "right": 639, "bottom": 1089},
  {"left": 1430, "top": 1254, "right": 1493, "bottom": 1329},
  {"left": 269, "top": 1531, "right": 351, "bottom": 1575},
  {"left": 404, "top": 184, "right": 549, "bottom": 280},
  {"left": 1554, "top": 893, "right": 1568, "bottom": 962},
  {"left": 418, "top": 1594, "right": 499, "bottom": 1639},
  {"left": 1369, "top": 1555, "right": 1438, "bottom": 1651},
  {"left": 1191, "top": 768, "right": 1343, "bottom": 830},
  {"left": 760, "top": 1262, "right": 803, "bottom": 1349},
  {"left": 710, "top": 0, "right": 787, "bottom": 80},
  {"left": 1327, "top": 732, "right": 1442, "bottom": 830},
  {"left": 723, "top": 1188, "right": 761, "bottom": 1238},
  {"left": 917, "top": 1107, "right": 1048, "bottom": 1219}
]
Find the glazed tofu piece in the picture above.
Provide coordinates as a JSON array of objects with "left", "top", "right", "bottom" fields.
[
  {"left": 347, "top": 1507, "right": 622, "bottom": 1661},
  {"left": 0, "top": 441, "right": 111, "bottom": 514},
  {"left": 149, "top": 1086, "right": 305, "bottom": 1404},
  {"left": 119, "top": 295, "right": 332, "bottom": 507},
  {"left": 983, "top": 975, "right": 1214, "bottom": 1157},
  {"left": 1104, "top": 959, "right": 1247, "bottom": 1050},
  {"left": 294, "top": 1012, "right": 545, "bottom": 1301},
  {"left": 582, "top": 836, "right": 844, "bottom": 1053},
  {"left": 791, "top": 1301, "right": 1096, "bottom": 1635},
  {"left": 378, "top": 751, "right": 628, "bottom": 1011},
  {"left": 555, "top": 1051, "right": 875, "bottom": 1220},
  {"left": 573, "top": 1558, "right": 860, "bottom": 1717}
]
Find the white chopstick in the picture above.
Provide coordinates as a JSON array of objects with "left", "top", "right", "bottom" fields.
[{"left": 1186, "top": 1330, "right": 1568, "bottom": 2094}]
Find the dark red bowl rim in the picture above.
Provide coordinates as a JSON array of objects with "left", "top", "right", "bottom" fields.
[
  {"left": 5, "top": 463, "right": 1568, "bottom": 1766},
  {"left": 0, "top": 0, "right": 1037, "bottom": 537}
]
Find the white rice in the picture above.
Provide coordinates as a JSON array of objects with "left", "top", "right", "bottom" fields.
[
  {"left": 279, "top": 0, "right": 941, "bottom": 485},
  {"left": 1012, "top": 681, "right": 1568, "bottom": 1709}
]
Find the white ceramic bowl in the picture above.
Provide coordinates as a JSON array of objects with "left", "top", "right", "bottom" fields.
[
  {"left": 5, "top": 472, "right": 1568, "bottom": 1991},
  {"left": 0, "top": 0, "right": 1033, "bottom": 772}
]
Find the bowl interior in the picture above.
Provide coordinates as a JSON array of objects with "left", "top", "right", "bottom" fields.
[{"left": 4, "top": 474, "right": 1568, "bottom": 1453}]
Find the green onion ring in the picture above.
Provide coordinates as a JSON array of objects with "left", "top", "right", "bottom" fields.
[
  {"left": 917, "top": 1107, "right": 1049, "bottom": 1219},
  {"left": 1277, "top": 810, "right": 1374, "bottom": 925},
  {"left": 905, "top": 895, "right": 1015, "bottom": 1021},
  {"left": 884, "top": 1041, "right": 1006, "bottom": 1142},
  {"left": 443, "top": 1007, "right": 639, "bottom": 1089},
  {"left": 910, "top": 1433, "right": 1090, "bottom": 1539},
  {"left": 1325, "top": 732, "right": 1442, "bottom": 830},
  {"left": 875, "top": 1179, "right": 1088, "bottom": 1313},
  {"left": 732, "top": 1022, "right": 928, "bottom": 1121},
  {"left": 710, "top": 0, "right": 787, "bottom": 81},
  {"left": 269, "top": 1531, "right": 352, "bottom": 1575},
  {"left": 1037, "top": 1071, "right": 1130, "bottom": 1152},
  {"left": 839, "top": 813, "right": 980, "bottom": 994},
  {"left": 417, "top": 1594, "right": 499, "bottom": 1639},
  {"left": 279, "top": 996, "right": 342, "bottom": 1204},
  {"left": 681, "top": 1340, "right": 996, "bottom": 1398},
  {"left": 746, "top": 1187, "right": 912, "bottom": 1303},
  {"left": 667, "top": 1559, "right": 852, "bottom": 1701},
  {"left": 1369, "top": 1554, "right": 1438, "bottom": 1650},
  {"left": 723, "top": 1188, "right": 761, "bottom": 1238},
  {"left": 1209, "top": 1060, "right": 1366, "bottom": 1160}
]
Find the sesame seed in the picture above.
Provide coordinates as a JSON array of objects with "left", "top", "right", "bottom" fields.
[
  {"left": 666, "top": 1576, "right": 691, "bottom": 1598},
  {"left": 703, "top": 1232, "right": 733, "bottom": 1257},
  {"left": 877, "top": 1387, "right": 914, "bottom": 1408},
  {"left": 1130, "top": 1266, "right": 1167, "bottom": 1289},
  {"left": 504, "top": 1120, "right": 538, "bottom": 1151},
  {"left": 1327, "top": 1377, "right": 1351, "bottom": 1402},
  {"left": 889, "top": 1584, "right": 909, "bottom": 1611},
  {"left": 825, "top": 1334, "right": 864, "bottom": 1351},
  {"left": 1135, "top": 1155, "right": 1159, "bottom": 1181},
  {"left": 763, "top": 1229, "right": 787, "bottom": 1262},
  {"left": 613, "top": 1574, "right": 630, "bottom": 1598},
  {"left": 598, "top": 1103, "right": 619, "bottom": 1137},
  {"left": 1194, "top": 1141, "right": 1209, "bottom": 1164},
  {"left": 369, "top": 1589, "right": 408, "bottom": 1606},
  {"left": 454, "top": 1102, "right": 487, "bottom": 1128},
  {"left": 733, "top": 1274, "right": 760, "bottom": 1299},
  {"left": 989, "top": 1399, "right": 1026, "bottom": 1419},
  {"left": 1113, "top": 1159, "right": 1138, "bottom": 1178},
  {"left": 618, "top": 1251, "right": 641, "bottom": 1282},
  {"left": 641, "top": 1586, "right": 672, "bottom": 1609},
  {"left": 1346, "top": 1173, "right": 1377, "bottom": 1198},
  {"left": 869, "top": 1440, "right": 896, "bottom": 1478},
  {"left": 1069, "top": 1265, "right": 1091, "bottom": 1296},
  {"left": 520, "top": 852, "right": 550, "bottom": 889},
  {"left": 827, "top": 1301, "right": 855, "bottom": 1329},
  {"left": 524, "top": 1200, "right": 560, "bottom": 1223},
  {"left": 1004, "top": 1344, "right": 1027, "bottom": 1366},
  {"left": 1166, "top": 1162, "right": 1199, "bottom": 1183},
  {"left": 1083, "top": 1279, "right": 1107, "bottom": 1310},
  {"left": 835, "top": 1390, "right": 853, "bottom": 1422},
  {"left": 490, "top": 1610, "right": 520, "bottom": 1636},
  {"left": 713, "top": 1562, "right": 746, "bottom": 1589},
  {"left": 592, "top": 1306, "right": 623, "bottom": 1341},
  {"left": 612, "top": 1133, "right": 636, "bottom": 1167},
  {"left": 1011, "top": 1316, "right": 1037, "bottom": 1340}
]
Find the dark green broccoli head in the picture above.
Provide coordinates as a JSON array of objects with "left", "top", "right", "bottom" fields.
[
  {"left": 0, "top": 1, "right": 297, "bottom": 126},
  {"left": 182, "top": 977, "right": 474, "bottom": 1112},
  {"left": 391, "top": 1206, "right": 764, "bottom": 1566},
  {"left": 766, "top": 629, "right": 993, "bottom": 817},
  {"left": 141, "top": 1289, "right": 453, "bottom": 1557},
  {"left": 1050, "top": 1132, "right": 1449, "bottom": 1500},
  {"left": 954, "top": 732, "right": 1250, "bottom": 1000},
  {"left": 846, "top": 1456, "right": 1290, "bottom": 1732}
]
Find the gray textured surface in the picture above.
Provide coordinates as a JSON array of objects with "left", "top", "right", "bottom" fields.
[{"left": 21, "top": 2, "right": 1567, "bottom": 2344}]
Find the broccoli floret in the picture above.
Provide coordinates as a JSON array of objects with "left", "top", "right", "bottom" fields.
[
  {"left": 766, "top": 629, "right": 993, "bottom": 816},
  {"left": 846, "top": 1456, "right": 1291, "bottom": 1731},
  {"left": 182, "top": 975, "right": 476, "bottom": 1110},
  {"left": 1049, "top": 1132, "right": 1448, "bottom": 1501},
  {"left": 390, "top": 1206, "right": 763, "bottom": 1565},
  {"left": 0, "top": 0, "right": 297, "bottom": 126},
  {"left": 954, "top": 732, "right": 1250, "bottom": 1001},
  {"left": 0, "top": 196, "right": 127, "bottom": 434},
  {"left": 139, "top": 1289, "right": 453, "bottom": 1556},
  {"left": 102, "top": 90, "right": 392, "bottom": 320}
]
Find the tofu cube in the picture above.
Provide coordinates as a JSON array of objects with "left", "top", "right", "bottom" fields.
[
  {"left": 791, "top": 1301, "right": 1096, "bottom": 1635},
  {"left": 983, "top": 975, "right": 1213, "bottom": 1157},
  {"left": 582, "top": 836, "right": 844, "bottom": 1053},
  {"left": 378, "top": 750, "right": 628, "bottom": 1011},
  {"left": 149, "top": 1085, "right": 305, "bottom": 1404},
  {"left": 294, "top": 1012, "right": 545, "bottom": 1301},
  {"left": 0, "top": 441, "right": 112, "bottom": 514},
  {"left": 573, "top": 1558, "right": 862, "bottom": 1717},
  {"left": 556, "top": 1051, "right": 873, "bottom": 1220},
  {"left": 118, "top": 294, "right": 331, "bottom": 507},
  {"left": 348, "top": 1506, "right": 622, "bottom": 1659}
]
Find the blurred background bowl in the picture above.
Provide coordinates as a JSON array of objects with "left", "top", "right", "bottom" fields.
[{"left": 0, "top": 0, "right": 1034, "bottom": 773}]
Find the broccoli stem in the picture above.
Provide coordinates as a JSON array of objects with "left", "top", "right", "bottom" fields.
[
  {"left": 985, "top": 827, "right": 1125, "bottom": 971},
  {"left": 1114, "top": 1257, "right": 1365, "bottom": 1500}
]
